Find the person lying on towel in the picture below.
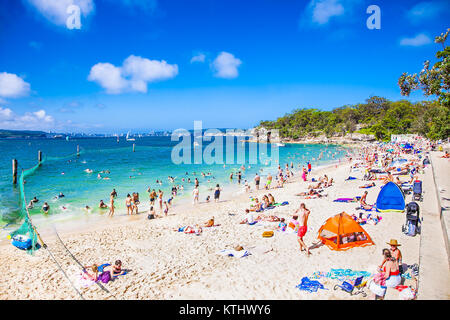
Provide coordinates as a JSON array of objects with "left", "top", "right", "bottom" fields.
[{"left": 359, "top": 182, "right": 376, "bottom": 188}]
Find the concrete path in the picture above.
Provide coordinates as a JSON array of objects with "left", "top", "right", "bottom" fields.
[{"left": 417, "top": 152, "right": 450, "bottom": 300}]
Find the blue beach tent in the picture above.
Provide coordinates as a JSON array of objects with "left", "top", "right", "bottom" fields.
[{"left": 376, "top": 182, "right": 405, "bottom": 213}]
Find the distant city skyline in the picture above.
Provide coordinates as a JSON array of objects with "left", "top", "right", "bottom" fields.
[{"left": 0, "top": 0, "right": 449, "bottom": 133}]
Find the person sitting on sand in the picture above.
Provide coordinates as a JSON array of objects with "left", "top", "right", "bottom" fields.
[
  {"left": 442, "top": 151, "right": 450, "bottom": 158},
  {"left": 262, "top": 195, "right": 270, "bottom": 209},
  {"left": 148, "top": 206, "right": 156, "bottom": 219},
  {"left": 277, "top": 218, "right": 287, "bottom": 231},
  {"left": 249, "top": 198, "right": 263, "bottom": 212},
  {"left": 387, "top": 239, "right": 403, "bottom": 273},
  {"left": 203, "top": 216, "right": 215, "bottom": 227},
  {"left": 268, "top": 193, "right": 275, "bottom": 206},
  {"left": 370, "top": 249, "right": 402, "bottom": 299},
  {"left": 360, "top": 191, "right": 373, "bottom": 210},
  {"left": 240, "top": 209, "right": 255, "bottom": 224},
  {"left": 99, "top": 200, "right": 108, "bottom": 209}
]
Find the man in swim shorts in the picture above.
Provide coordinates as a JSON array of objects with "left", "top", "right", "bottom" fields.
[
  {"left": 254, "top": 173, "right": 260, "bottom": 190},
  {"left": 295, "top": 203, "right": 311, "bottom": 256}
]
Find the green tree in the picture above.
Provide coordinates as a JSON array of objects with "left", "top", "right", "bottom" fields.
[{"left": 398, "top": 28, "right": 450, "bottom": 109}]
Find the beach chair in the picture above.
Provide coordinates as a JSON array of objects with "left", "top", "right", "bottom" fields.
[{"left": 333, "top": 276, "right": 367, "bottom": 297}]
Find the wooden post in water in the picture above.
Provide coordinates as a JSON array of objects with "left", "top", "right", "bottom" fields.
[
  {"left": 133, "top": 143, "right": 135, "bottom": 152},
  {"left": 77, "top": 145, "right": 80, "bottom": 157},
  {"left": 12, "top": 159, "right": 18, "bottom": 184},
  {"left": 38, "top": 150, "right": 42, "bottom": 166}
]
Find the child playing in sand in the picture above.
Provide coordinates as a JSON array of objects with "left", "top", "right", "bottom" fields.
[{"left": 277, "top": 218, "right": 287, "bottom": 232}]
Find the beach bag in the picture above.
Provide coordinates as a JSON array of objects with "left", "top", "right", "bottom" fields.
[
  {"left": 399, "top": 287, "right": 415, "bottom": 300},
  {"left": 368, "top": 279, "right": 386, "bottom": 297},
  {"left": 262, "top": 231, "right": 274, "bottom": 238}
]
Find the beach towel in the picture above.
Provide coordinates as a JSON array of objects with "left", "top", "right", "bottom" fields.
[
  {"left": 333, "top": 197, "right": 360, "bottom": 203},
  {"left": 295, "top": 277, "right": 326, "bottom": 293},
  {"left": 345, "top": 176, "right": 357, "bottom": 181},
  {"left": 217, "top": 249, "right": 250, "bottom": 258}
]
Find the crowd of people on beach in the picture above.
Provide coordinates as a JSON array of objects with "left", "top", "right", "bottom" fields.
[{"left": 23, "top": 135, "right": 448, "bottom": 299}]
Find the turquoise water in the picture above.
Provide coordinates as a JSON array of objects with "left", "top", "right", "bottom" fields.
[{"left": 0, "top": 136, "right": 348, "bottom": 234}]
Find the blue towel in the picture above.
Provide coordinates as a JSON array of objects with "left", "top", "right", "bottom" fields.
[{"left": 296, "top": 277, "right": 326, "bottom": 293}]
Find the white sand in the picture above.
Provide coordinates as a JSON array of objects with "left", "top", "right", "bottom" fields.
[{"left": 0, "top": 156, "right": 430, "bottom": 300}]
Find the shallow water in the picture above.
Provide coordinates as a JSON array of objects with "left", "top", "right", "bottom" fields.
[{"left": 0, "top": 136, "right": 348, "bottom": 235}]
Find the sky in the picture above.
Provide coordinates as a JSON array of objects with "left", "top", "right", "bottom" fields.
[{"left": 0, "top": 0, "right": 448, "bottom": 133}]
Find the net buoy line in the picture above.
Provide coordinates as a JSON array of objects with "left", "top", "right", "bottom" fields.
[
  {"left": 10, "top": 154, "right": 86, "bottom": 300},
  {"left": 21, "top": 185, "right": 85, "bottom": 300},
  {"left": 52, "top": 226, "right": 118, "bottom": 300}
]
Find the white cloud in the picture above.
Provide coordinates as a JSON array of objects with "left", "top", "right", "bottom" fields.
[
  {"left": 0, "top": 107, "right": 55, "bottom": 130},
  {"left": 24, "top": 0, "right": 95, "bottom": 27},
  {"left": 0, "top": 72, "right": 31, "bottom": 98},
  {"left": 310, "top": 0, "right": 344, "bottom": 25},
  {"left": 191, "top": 53, "right": 206, "bottom": 63},
  {"left": 0, "top": 107, "right": 13, "bottom": 120},
  {"left": 88, "top": 63, "right": 128, "bottom": 94},
  {"left": 88, "top": 55, "right": 178, "bottom": 94},
  {"left": 212, "top": 52, "right": 242, "bottom": 79},
  {"left": 400, "top": 33, "right": 432, "bottom": 46}
]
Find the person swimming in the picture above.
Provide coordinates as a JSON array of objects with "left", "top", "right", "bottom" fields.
[
  {"left": 99, "top": 200, "right": 108, "bottom": 209},
  {"left": 42, "top": 202, "right": 50, "bottom": 213}
]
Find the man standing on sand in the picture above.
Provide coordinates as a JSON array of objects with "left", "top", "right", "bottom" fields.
[
  {"left": 295, "top": 203, "right": 311, "bottom": 256},
  {"left": 192, "top": 186, "right": 199, "bottom": 204},
  {"left": 254, "top": 173, "right": 260, "bottom": 190},
  {"left": 307, "top": 161, "right": 312, "bottom": 174}
]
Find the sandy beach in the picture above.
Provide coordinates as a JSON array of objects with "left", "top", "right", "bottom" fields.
[{"left": 2, "top": 144, "right": 446, "bottom": 300}]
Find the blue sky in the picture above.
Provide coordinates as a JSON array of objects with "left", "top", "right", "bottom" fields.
[{"left": 0, "top": 0, "right": 448, "bottom": 133}]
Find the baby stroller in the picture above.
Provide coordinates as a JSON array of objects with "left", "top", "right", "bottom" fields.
[
  {"left": 402, "top": 202, "right": 421, "bottom": 236},
  {"left": 413, "top": 180, "right": 422, "bottom": 201}
]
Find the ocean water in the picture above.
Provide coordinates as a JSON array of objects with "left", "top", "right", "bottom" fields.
[{"left": 0, "top": 136, "right": 348, "bottom": 235}]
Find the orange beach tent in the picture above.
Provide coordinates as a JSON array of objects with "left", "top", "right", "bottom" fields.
[{"left": 318, "top": 212, "right": 374, "bottom": 251}]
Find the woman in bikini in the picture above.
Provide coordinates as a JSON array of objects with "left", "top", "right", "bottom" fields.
[
  {"left": 370, "top": 249, "right": 401, "bottom": 299},
  {"left": 125, "top": 194, "right": 133, "bottom": 215}
]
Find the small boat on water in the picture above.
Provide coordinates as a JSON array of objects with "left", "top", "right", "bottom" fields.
[
  {"left": 275, "top": 143, "right": 285, "bottom": 147},
  {"left": 126, "top": 131, "right": 135, "bottom": 141}
]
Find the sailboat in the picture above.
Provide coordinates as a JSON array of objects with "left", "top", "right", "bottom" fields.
[{"left": 126, "top": 131, "right": 135, "bottom": 141}]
